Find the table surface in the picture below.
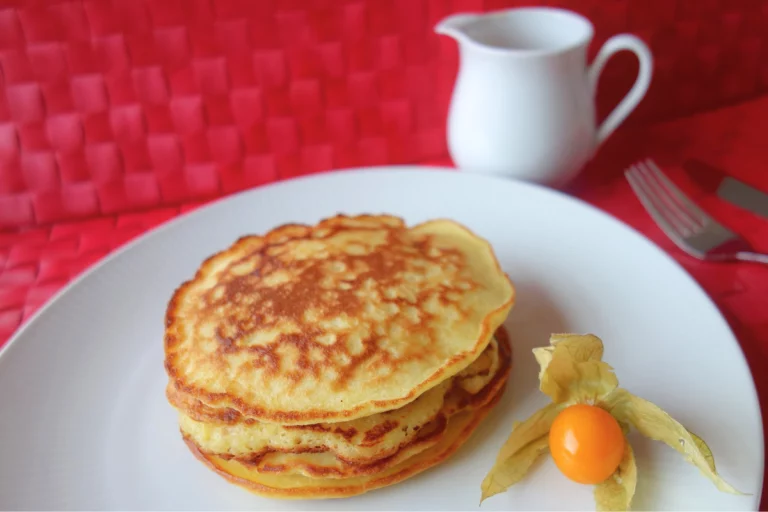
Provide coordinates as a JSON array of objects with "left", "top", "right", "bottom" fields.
[{"left": 0, "top": 94, "right": 766, "bottom": 508}]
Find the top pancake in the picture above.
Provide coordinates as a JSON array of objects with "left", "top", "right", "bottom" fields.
[{"left": 164, "top": 215, "right": 515, "bottom": 424}]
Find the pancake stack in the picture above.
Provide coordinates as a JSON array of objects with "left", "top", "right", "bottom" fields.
[{"left": 164, "top": 215, "right": 515, "bottom": 498}]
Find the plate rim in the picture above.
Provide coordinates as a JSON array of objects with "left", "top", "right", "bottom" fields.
[{"left": 0, "top": 164, "right": 763, "bottom": 507}]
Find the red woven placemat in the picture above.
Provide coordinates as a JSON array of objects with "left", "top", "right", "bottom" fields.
[
  {"left": 2, "top": 0, "right": 768, "bottom": 228},
  {"left": 0, "top": 200, "right": 206, "bottom": 340}
]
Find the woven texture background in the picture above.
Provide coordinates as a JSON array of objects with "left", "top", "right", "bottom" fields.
[{"left": 1, "top": 0, "right": 767, "bottom": 228}]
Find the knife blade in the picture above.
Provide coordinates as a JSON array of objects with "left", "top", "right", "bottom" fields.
[{"left": 683, "top": 159, "right": 768, "bottom": 220}]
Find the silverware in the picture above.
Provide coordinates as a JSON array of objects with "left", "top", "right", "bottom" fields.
[
  {"left": 683, "top": 158, "right": 768, "bottom": 219},
  {"left": 625, "top": 159, "right": 768, "bottom": 265}
]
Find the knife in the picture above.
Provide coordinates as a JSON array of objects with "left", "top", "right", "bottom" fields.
[{"left": 683, "top": 159, "right": 768, "bottom": 220}]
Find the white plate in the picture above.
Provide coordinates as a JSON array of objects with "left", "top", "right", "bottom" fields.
[{"left": 0, "top": 167, "right": 762, "bottom": 510}]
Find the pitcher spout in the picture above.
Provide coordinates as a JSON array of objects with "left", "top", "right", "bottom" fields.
[{"left": 434, "top": 13, "right": 480, "bottom": 41}]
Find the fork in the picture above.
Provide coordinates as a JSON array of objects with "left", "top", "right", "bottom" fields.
[{"left": 625, "top": 159, "right": 768, "bottom": 265}]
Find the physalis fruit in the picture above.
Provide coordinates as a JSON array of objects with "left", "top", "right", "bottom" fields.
[
  {"left": 480, "top": 333, "right": 743, "bottom": 511},
  {"left": 549, "top": 403, "right": 626, "bottom": 484}
]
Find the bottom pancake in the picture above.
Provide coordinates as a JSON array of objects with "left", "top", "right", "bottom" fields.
[{"left": 183, "top": 372, "right": 508, "bottom": 499}]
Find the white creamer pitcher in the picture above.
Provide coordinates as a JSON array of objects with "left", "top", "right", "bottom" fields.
[{"left": 436, "top": 7, "right": 653, "bottom": 186}]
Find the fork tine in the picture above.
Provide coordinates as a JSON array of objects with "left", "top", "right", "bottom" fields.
[
  {"left": 626, "top": 164, "right": 692, "bottom": 236},
  {"left": 635, "top": 160, "right": 701, "bottom": 234},
  {"left": 625, "top": 165, "right": 691, "bottom": 243},
  {"left": 644, "top": 159, "right": 710, "bottom": 225}
]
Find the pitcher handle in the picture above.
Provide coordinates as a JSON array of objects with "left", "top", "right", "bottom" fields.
[{"left": 588, "top": 34, "right": 653, "bottom": 146}]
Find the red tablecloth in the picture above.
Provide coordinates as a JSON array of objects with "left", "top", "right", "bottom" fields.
[{"left": 0, "top": 94, "right": 766, "bottom": 505}]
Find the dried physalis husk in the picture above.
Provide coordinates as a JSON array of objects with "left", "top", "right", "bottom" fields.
[{"left": 481, "top": 333, "right": 744, "bottom": 511}]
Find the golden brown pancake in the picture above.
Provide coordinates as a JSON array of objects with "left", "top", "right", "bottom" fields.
[
  {"left": 175, "top": 336, "right": 504, "bottom": 464},
  {"left": 231, "top": 413, "right": 451, "bottom": 480},
  {"left": 176, "top": 380, "right": 453, "bottom": 464},
  {"left": 183, "top": 382, "right": 506, "bottom": 499},
  {"left": 165, "top": 215, "right": 515, "bottom": 498},
  {"left": 165, "top": 215, "right": 514, "bottom": 425},
  {"left": 180, "top": 331, "right": 510, "bottom": 482},
  {"left": 225, "top": 332, "right": 510, "bottom": 480}
]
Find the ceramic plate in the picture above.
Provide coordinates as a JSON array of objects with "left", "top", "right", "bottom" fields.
[{"left": 0, "top": 167, "right": 762, "bottom": 510}]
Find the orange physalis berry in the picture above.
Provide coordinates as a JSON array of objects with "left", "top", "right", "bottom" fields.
[{"left": 548, "top": 404, "right": 625, "bottom": 484}]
